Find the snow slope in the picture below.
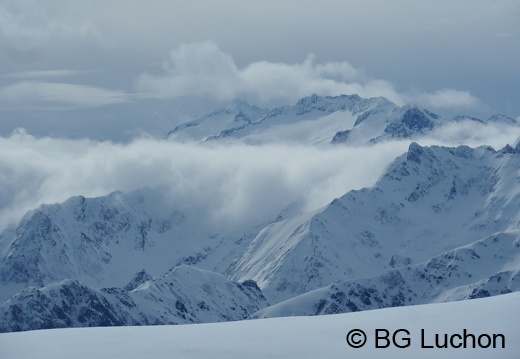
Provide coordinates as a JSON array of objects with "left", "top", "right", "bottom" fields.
[
  {"left": 1, "top": 291, "right": 518, "bottom": 359},
  {"left": 252, "top": 232, "right": 520, "bottom": 318},
  {"left": 230, "top": 142, "right": 520, "bottom": 303},
  {"left": 0, "top": 265, "right": 268, "bottom": 332},
  {"left": 166, "top": 99, "right": 267, "bottom": 142},
  {"left": 166, "top": 94, "right": 518, "bottom": 145}
]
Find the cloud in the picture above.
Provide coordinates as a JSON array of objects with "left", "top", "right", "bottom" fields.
[
  {"left": 0, "top": 0, "right": 103, "bottom": 63},
  {"left": 1, "top": 70, "right": 96, "bottom": 79},
  {"left": 0, "top": 82, "right": 129, "bottom": 109},
  {"left": 423, "top": 119, "right": 520, "bottom": 148},
  {"left": 136, "top": 41, "right": 483, "bottom": 111},
  {"left": 1, "top": 120, "right": 519, "bottom": 234},
  {"left": 0, "top": 130, "right": 410, "bottom": 233},
  {"left": 135, "top": 41, "right": 405, "bottom": 106},
  {"left": 413, "top": 88, "right": 480, "bottom": 109}
]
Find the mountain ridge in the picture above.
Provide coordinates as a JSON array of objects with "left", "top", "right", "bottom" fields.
[
  {"left": 251, "top": 231, "right": 520, "bottom": 319},
  {"left": 2, "top": 140, "right": 520, "bottom": 331},
  {"left": 166, "top": 94, "right": 518, "bottom": 145},
  {"left": 229, "top": 141, "right": 520, "bottom": 302},
  {"left": 0, "top": 264, "right": 269, "bottom": 333}
]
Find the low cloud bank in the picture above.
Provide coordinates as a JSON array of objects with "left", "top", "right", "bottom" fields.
[
  {"left": 1, "top": 120, "right": 519, "bottom": 233},
  {"left": 0, "top": 131, "right": 408, "bottom": 232}
]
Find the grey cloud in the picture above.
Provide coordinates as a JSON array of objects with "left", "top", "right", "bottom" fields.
[
  {"left": 1, "top": 70, "right": 96, "bottom": 79},
  {"left": 0, "top": 82, "right": 129, "bottom": 109},
  {"left": 412, "top": 89, "right": 481, "bottom": 110},
  {"left": 0, "top": 0, "right": 104, "bottom": 64}
]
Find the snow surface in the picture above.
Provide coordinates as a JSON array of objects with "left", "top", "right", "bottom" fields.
[{"left": 1, "top": 291, "right": 518, "bottom": 359}]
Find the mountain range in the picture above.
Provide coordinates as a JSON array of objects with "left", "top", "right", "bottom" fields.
[
  {"left": 166, "top": 94, "right": 518, "bottom": 145},
  {"left": 2, "top": 292, "right": 519, "bottom": 358},
  {"left": 1, "top": 94, "right": 520, "bottom": 332}
]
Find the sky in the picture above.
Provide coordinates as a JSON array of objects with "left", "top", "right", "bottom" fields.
[{"left": 0, "top": 0, "right": 519, "bottom": 140}]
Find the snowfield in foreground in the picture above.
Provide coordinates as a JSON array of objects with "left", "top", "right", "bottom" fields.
[{"left": 1, "top": 292, "right": 518, "bottom": 359}]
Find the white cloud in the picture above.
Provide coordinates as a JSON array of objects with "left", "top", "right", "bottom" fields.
[
  {"left": 0, "top": 82, "right": 129, "bottom": 108},
  {"left": 0, "top": 130, "right": 410, "bottom": 232},
  {"left": 423, "top": 120, "right": 520, "bottom": 148},
  {"left": 135, "top": 41, "right": 405, "bottom": 106},
  {"left": 2, "top": 70, "right": 96, "bottom": 79},
  {"left": 2, "top": 119, "right": 519, "bottom": 234},
  {"left": 137, "top": 42, "right": 240, "bottom": 101},
  {"left": 136, "top": 42, "right": 484, "bottom": 111},
  {"left": 413, "top": 88, "right": 480, "bottom": 109}
]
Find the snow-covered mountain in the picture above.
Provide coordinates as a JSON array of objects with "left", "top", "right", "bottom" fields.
[
  {"left": 166, "top": 99, "right": 268, "bottom": 142},
  {"left": 166, "top": 94, "right": 518, "bottom": 145},
  {"left": 252, "top": 231, "right": 520, "bottom": 318},
  {"left": 2, "top": 141, "right": 520, "bottom": 332},
  {"left": 0, "top": 187, "right": 270, "bottom": 333},
  {"left": 229, "top": 142, "right": 520, "bottom": 303},
  {"left": 0, "top": 265, "right": 268, "bottom": 332},
  {"left": 0, "top": 188, "right": 252, "bottom": 302}
]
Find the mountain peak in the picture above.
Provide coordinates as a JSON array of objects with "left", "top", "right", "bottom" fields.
[
  {"left": 293, "top": 93, "right": 367, "bottom": 115},
  {"left": 406, "top": 142, "right": 424, "bottom": 163},
  {"left": 166, "top": 93, "right": 520, "bottom": 145},
  {"left": 223, "top": 98, "right": 266, "bottom": 116},
  {"left": 487, "top": 114, "right": 518, "bottom": 125}
]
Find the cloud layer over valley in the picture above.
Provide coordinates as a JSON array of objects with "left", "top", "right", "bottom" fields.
[
  {"left": 1, "top": 119, "right": 519, "bottom": 234},
  {"left": 0, "top": 131, "right": 405, "bottom": 233}
]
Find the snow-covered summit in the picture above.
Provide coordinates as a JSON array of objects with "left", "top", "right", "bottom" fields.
[
  {"left": 229, "top": 142, "right": 520, "bottom": 303},
  {"left": 166, "top": 99, "right": 267, "bottom": 142},
  {"left": 0, "top": 264, "right": 269, "bottom": 333},
  {"left": 0, "top": 188, "right": 235, "bottom": 301},
  {"left": 166, "top": 94, "right": 518, "bottom": 145}
]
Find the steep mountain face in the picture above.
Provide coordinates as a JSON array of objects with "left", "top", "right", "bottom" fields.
[
  {"left": 0, "top": 265, "right": 269, "bottom": 332},
  {"left": 166, "top": 94, "right": 518, "bottom": 145},
  {"left": 166, "top": 99, "right": 268, "bottom": 142},
  {"left": 229, "top": 142, "right": 520, "bottom": 303},
  {"left": 252, "top": 231, "right": 520, "bottom": 318},
  {"left": 0, "top": 188, "right": 243, "bottom": 301},
  {"left": 128, "top": 265, "right": 268, "bottom": 325}
]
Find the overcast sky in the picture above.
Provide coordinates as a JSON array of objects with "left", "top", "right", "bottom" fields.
[{"left": 0, "top": 0, "right": 518, "bottom": 140}]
